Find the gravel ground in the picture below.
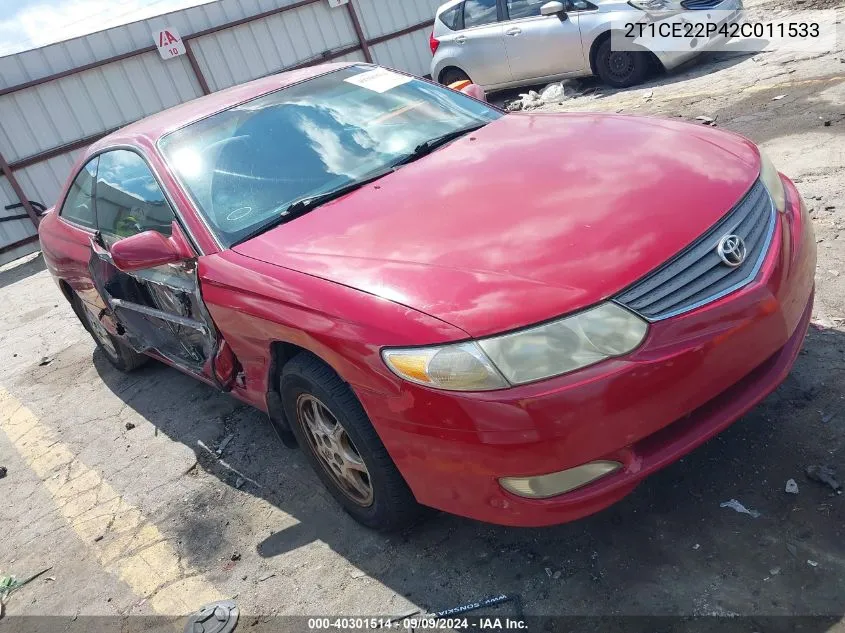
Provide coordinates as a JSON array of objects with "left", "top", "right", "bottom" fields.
[{"left": 1, "top": 6, "right": 844, "bottom": 630}]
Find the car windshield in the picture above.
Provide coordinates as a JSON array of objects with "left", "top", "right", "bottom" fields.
[{"left": 158, "top": 65, "right": 501, "bottom": 246}]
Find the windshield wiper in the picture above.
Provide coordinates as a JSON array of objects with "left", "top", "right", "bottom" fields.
[
  {"left": 391, "top": 123, "right": 489, "bottom": 168},
  {"left": 232, "top": 168, "right": 394, "bottom": 246}
]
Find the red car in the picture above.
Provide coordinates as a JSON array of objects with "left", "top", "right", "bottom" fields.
[{"left": 39, "top": 63, "right": 815, "bottom": 530}]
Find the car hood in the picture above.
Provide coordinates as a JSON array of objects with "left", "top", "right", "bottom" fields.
[{"left": 233, "top": 113, "right": 761, "bottom": 338}]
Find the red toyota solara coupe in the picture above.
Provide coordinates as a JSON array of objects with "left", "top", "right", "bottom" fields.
[{"left": 39, "top": 63, "right": 815, "bottom": 530}]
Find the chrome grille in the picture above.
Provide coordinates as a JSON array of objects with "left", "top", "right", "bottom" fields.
[{"left": 615, "top": 180, "right": 776, "bottom": 321}]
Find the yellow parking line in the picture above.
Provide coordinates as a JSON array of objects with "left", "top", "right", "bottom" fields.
[{"left": 0, "top": 388, "right": 224, "bottom": 614}]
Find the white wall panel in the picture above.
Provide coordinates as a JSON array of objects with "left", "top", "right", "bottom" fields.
[
  {"left": 192, "top": 1, "right": 357, "bottom": 91},
  {"left": 14, "top": 150, "right": 84, "bottom": 209},
  {"left": 0, "top": 175, "right": 39, "bottom": 265},
  {"left": 371, "top": 29, "right": 435, "bottom": 78},
  {"left": 354, "top": 0, "right": 440, "bottom": 39},
  {"left": 0, "top": 0, "right": 329, "bottom": 89},
  {"left": 0, "top": 52, "right": 201, "bottom": 163}
]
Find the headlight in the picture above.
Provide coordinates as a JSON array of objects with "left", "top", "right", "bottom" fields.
[
  {"left": 758, "top": 149, "right": 786, "bottom": 213},
  {"left": 382, "top": 342, "right": 509, "bottom": 391},
  {"left": 382, "top": 303, "right": 648, "bottom": 391},
  {"left": 628, "top": 0, "right": 680, "bottom": 14}
]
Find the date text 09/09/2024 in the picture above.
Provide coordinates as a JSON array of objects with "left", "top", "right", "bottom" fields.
[
  {"left": 307, "top": 617, "right": 528, "bottom": 630},
  {"left": 624, "top": 20, "right": 820, "bottom": 39}
]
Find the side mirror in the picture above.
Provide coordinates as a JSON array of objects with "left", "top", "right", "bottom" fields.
[
  {"left": 541, "top": 1, "right": 566, "bottom": 15},
  {"left": 110, "top": 222, "right": 193, "bottom": 273}
]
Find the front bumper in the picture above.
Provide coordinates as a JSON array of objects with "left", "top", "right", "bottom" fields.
[{"left": 358, "top": 176, "right": 815, "bottom": 526}]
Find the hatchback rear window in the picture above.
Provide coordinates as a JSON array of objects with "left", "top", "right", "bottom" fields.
[{"left": 438, "top": 4, "right": 464, "bottom": 30}]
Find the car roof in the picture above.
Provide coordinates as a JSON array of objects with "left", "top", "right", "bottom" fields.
[{"left": 89, "top": 61, "right": 361, "bottom": 153}]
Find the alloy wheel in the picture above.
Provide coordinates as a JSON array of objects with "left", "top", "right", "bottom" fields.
[{"left": 296, "top": 393, "right": 374, "bottom": 507}]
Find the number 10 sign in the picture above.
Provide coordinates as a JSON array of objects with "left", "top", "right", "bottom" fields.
[{"left": 153, "top": 27, "right": 187, "bottom": 60}]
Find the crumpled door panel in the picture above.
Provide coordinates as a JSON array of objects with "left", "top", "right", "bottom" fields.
[{"left": 87, "top": 239, "right": 220, "bottom": 376}]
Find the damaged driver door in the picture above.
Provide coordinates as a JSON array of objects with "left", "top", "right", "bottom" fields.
[{"left": 87, "top": 149, "right": 235, "bottom": 388}]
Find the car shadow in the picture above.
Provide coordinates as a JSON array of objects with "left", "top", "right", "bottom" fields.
[
  {"left": 490, "top": 50, "right": 755, "bottom": 108},
  {"left": 92, "top": 322, "right": 845, "bottom": 621}
]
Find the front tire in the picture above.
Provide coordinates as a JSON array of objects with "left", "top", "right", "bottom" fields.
[
  {"left": 594, "top": 39, "right": 649, "bottom": 88},
  {"left": 70, "top": 292, "right": 148, "bottom": 372},
  {"left": 280, "top": 353, "right": 423, "bottom": 531}
]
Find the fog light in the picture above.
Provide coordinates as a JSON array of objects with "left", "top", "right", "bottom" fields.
[{"left": 499, "top": 461, "right": 623, "bottom": 499}]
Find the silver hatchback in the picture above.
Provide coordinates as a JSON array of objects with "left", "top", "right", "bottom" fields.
[{"left": 429, "top": 0, "right": 741, "bottom": 90}]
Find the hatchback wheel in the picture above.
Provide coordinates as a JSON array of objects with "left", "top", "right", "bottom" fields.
[
  {"left": 441, "top": 67, "right": 471, "bottom": 86},
  {"left": 70, "top": 292, "right": 148, "bottom": 372},
  {"left": 594, "top": 39, "right": 649, "bottom": 88},
  {"left": 280, "top": 353, "right": 423, "bottom": 530}
]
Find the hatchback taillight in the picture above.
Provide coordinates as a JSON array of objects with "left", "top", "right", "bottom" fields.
[{"left": 429, "top": 31, "right": 440, "bottom": 55}]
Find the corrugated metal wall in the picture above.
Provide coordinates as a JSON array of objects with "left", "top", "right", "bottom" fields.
[
  {"left": 190, "top": 1, "right": 360, "bottom": 91},
  {"left": 0, "top": 177, "right": 38, "bottom": 266},
  {"left": 0, "top": 0, "right": 438, "bottom": 263}
]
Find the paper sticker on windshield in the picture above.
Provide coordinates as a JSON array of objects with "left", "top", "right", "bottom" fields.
[{"left": 344, "top": 68, "right": 412, "bottom": 93}]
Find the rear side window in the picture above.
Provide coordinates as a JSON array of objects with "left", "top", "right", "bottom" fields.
[
  {"left": 95, "top": 150, "right": 175, "bottom": 242},
  {"left": 60, "top": 158, "right": 98, "bottom": 229},
  {"left": 439, "top": 4, "right": 464, "bottom": 30},
  {"left": 506, "top": 0, "right": 548, "bottom": 19},
  {"left": 464, "top": 0, "right": 498, "bottom": 28}
]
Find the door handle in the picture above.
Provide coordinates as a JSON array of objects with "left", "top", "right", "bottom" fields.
[
  {"left": 505, "top": 27, "right": 522, "bottom": 36},
  {"left": 455, "top": 35, "right": 467, "bottom": 44}
]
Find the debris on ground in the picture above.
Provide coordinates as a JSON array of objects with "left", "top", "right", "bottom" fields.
[
  {"left": 258, "top": 572, "right": 276, "bottom": 582},
  {"left": 720, "top": 499, "right": 761, "bottom": 518},
  {"left": 0, "top": 466, "right": 6, "bottom": 480},
  {"left": 769, "top": 567, "right": 781, "bottom": 576},
  {"left": 695, "top": 115, "right": 717, "bottom": 126},
  {"left": 506, "top": 82, "right": 577, "bottom": 111},
  {"left": 230, "top": 551, "right": 241, "bottom": 562},
  {"left": 38, "top": 356, "right": 53, "bottom": 366},
  {"left": 197, "top": 440, "right": 262, "bottom": 489},
  {"left": 785, "top": 478, "right": 799, "bottom": 494},
  {"left": 805, "top": 465, "right": 842, "bottom": 493},
  {"left": 772, "top": 94, "right": 787, "bottom": 100},
  {"left": 693, "top": 544, "right": 701, "bottom": 550},
  {"left": 184, "top": 600, "right": 239, "bottom": 633},
  {"left": 807, "top": 560, "right": 819, "bottom": 567},
  {"left": 124, "top": 422, "right": 136, "bottom": 431},
  {"left": 0, "top": 567, "right": 52, "bottom": 618},
  {"left": 643, "top": 90, "right": 653, "bottom": 101},
  {"left": 349, "top": 569, "right": 367, "bottom": 579},
  {"left": 216, "top": 434, "right": 234, "bottom": 456}
]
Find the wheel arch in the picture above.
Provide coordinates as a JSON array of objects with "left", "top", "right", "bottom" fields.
[
  {"left": 438, "top": 65, "right": 470, "bottom": 85},
  {"left": 58, "top": 279, "right": 74, "bottom": 303},
  {"left": 588, "top": 30, "right": 664, "bottom": 76},
  {"left": 265, "top": 340, "right": 348, "bottom": 448}
]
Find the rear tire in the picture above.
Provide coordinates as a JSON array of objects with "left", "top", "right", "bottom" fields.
[
  {"left": 440, "top": 67, "right": 471, "bottom": 86},
  {"left": 70, "top": 292, "right": 148, "bottom": 372},
  {"left": 280, "top": 353, "right": 423, "bottom": 531},
  {"left": 594, "top": 39, "right": 649, "bottom": 88}
]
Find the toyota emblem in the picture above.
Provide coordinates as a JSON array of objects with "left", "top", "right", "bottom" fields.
[{"left": 716, "top": 234, "right": 747, "bottom": 267}]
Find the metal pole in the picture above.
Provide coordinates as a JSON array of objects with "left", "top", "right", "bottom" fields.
[
  {"left": 0, "top": 152, "right": 40, "bottom": 228},
  {"left": 346, "top": 0, "right": 373, "bottom": 63},
  {"left": 184, "top": 39, "right": 212, "bottom": 95}
]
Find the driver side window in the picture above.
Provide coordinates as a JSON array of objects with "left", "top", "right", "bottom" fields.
[
  {"left": 506, "top": 0, "right": 549, "bottom": 19},
  {"left": 95, "top": 150, "right": 175, "bottom": 243}
]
